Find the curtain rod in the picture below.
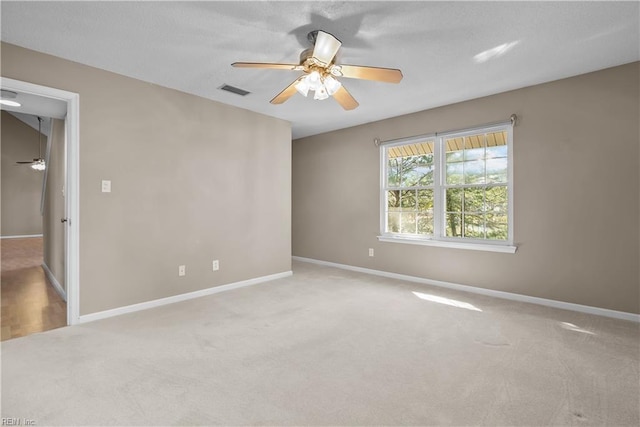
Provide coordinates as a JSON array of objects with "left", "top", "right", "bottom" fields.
[{"left": 374, "top": 114, "right": 517, "bottom": 147}]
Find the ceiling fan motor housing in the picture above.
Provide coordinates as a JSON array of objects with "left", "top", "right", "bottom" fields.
[
  {"left": 306, "top": 30, "right": 319, "bottom": 45},
  {"left": 299, "top": 48, "right": 314, "bottom": 65}
]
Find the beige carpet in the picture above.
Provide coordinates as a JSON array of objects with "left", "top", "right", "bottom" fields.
[{"left": 1, "top": 260, "right": 638, "bottom": 426}]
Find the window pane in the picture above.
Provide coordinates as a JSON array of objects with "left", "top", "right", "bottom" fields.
[
  {"left": 464, "top": 160, "right": 485, "bottom": 184},
  {"left": 417, "top": 213, "right": 433, "bottom": 235},
  {"left": 486, "top": 130, "right": 506, "bottom": 143},
  {"left": 403, "top": 142, "right": 435, "bottom": 187},
  {"left": 402, "top": 155, "right": 434, "bottom": 187},
  {"left": 445, "top": 213, "right": 462, "bottom": 237},
  {"left": 486, "top": 131, "right": 507, "bottom": 183},
  {"left": 463, "top": 214, "right": 485, "bottom": 238},
  {"left": 400, "top": 212, "right": 417, "bottom": 234},
  {"left": 445, "top": 137, "right": 464, "bottom": 185},
  {"left": 463, "top": 188, "right": 484, "bottom": 213},
  {"left": 417, "top": 163, "right": 434, "bottom": 186},
  {"left": 388, "top": 141, "right": 434, "bottom": 188},
  {"left": 446, "top": 150, "right": 463, "bottom": 163},
  {"left": 445, "top": 137, "right": 464, "bottom": 159},
  {"left": 417, "top": 188, "right": 434, "bottom": 234},
  {"left": 446, "top": 162, "right": 463, "bottom": 185},
  {"left": 446, "top": 188, "right": 462, "bottom": 212},
  {"left": 486, "top": 214, "right": 508, "bottom": 240},
  {"left": 417, "top": 189, "right": 434, "bottom": 211},
  {"left": 387, "top": 212, "right": 400, "bottom": 233},
  {"left": 464, "top": 147, "right": 485, "bottom": 161},
  {"left": 486, "top": 158, "right": 507, "bottom": 183},
  {"left": 485, "top": 186, "right": 508, "bottom": 214},
  {"left": 486, "top": 131, "right": 507, "bottom": 158},
  {"left": 387, "top": 158, "right": 401, "bottom": 186},
  {"left": 400, "top": 157, "right": 420, "bottom": 187},
  {"left": 389, "top": 141, "right": 434, "bottom": 159},
  {"left": 464, "top": 134, "right": 485, "bottom": 161},
  {"left": 400, "top": 190, "right": 417, "bottom": 210},
  {"left": 486, "top": 144, "right": 507, "bottom": 159},
  {"left": 387, "top": 190, "right": 401, "bottom": 212}
]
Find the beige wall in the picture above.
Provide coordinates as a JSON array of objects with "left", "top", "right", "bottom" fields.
[
  {"left": 2, "top": 43, "right": 291, "bottom": 315},
  {"left": 293, "top": 62, "right": 640, "bottom": 314},
  {"left": 1, "top": 111, "right": 44, "bottom": 236},
  {"left": 43, "top": 118, "right": 66, "bottom": 291}
]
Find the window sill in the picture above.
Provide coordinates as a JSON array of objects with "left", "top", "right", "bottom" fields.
[{"left": 377, "top": 235, "right": 517, "bottom": 253}]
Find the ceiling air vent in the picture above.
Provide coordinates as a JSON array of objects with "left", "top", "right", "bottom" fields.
[{"left": 218, "top": 84, "right": 250, "bottom": 96}]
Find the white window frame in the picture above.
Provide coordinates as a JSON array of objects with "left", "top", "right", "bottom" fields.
[{"left": 378, "top": 123, "right": 516, "bottom": 253}]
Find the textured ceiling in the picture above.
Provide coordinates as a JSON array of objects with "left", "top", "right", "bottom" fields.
[{"left": 1, "top": 1, "right": 638, "bottom": 139}]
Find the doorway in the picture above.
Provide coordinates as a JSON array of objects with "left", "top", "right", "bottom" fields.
[
  {"left": 1, "top": 111, "right": 67, "bottom": 339},
  {"left": 1, "top": 77, "right": 80, "bottom": 330}
]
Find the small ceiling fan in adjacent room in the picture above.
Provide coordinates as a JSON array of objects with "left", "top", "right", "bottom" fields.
[
  {"left": 16, "top": 116, "right": 46, "bottom": 171},
  {"left": 232, "top": 30, "right": 403, "bottom": 110}
]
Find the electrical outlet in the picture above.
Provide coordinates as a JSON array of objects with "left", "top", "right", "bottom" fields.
[
  {"left": 101, "top": 180, "right": 111, "bottom": 193},
  {"left": 212, "top": 260, "right": 219, "bottom": 271},
  {"left": 178, "top": 265, "right": 186, "bottom": 276},
  {"left": 369, "top": 248, "right": 374, "bottom": 257}
]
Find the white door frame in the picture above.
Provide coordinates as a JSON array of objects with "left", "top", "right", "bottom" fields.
[{"left": 1, "top": 77, "right": 80, "bottom": 325}]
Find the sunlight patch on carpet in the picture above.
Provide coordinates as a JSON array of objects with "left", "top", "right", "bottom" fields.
[{"left": 412, "top": 291, "right": 483, "bottom": 312}]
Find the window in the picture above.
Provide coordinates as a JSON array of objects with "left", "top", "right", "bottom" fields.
[{"left": 380, "top": 123, "right": 514, "bottom": 252}]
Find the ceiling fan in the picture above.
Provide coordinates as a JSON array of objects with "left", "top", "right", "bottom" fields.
[
  {"left": 232, "top": 30, "right": 403, "bottom": 110},
  {"left": 16, "top": 116, "right": 46, "bottom": 171}
]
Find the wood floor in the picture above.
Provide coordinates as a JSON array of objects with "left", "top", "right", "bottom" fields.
[{"left": 1, "top": 237, "right": 66, "bottom": 341}]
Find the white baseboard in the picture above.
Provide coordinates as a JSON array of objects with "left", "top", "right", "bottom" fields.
[
  {"left": 1, "top": 234, "right": 43, "bottom": 239},
  {"left": 41, "top": 262, "right": 67, "bottom": 302},
  {"left": 78, "top": 270, "right": 293, "bottom": 324},
  {"left": 292, "top": 256, "right": 640, "bottom": 323}
]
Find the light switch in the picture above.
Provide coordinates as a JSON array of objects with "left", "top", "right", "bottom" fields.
[{"left": 101, "top": 180, "right": 111, "bottom": 193}]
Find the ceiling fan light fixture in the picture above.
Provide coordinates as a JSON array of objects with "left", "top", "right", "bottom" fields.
[
  {"left": 0, "top": 89, "right": 21, "bottom": 107},
  {"left": 307, "top": 71, "right": 322, "bottom": 90},
  {"left": 313, "top": 86, "right": 329, "bottom": 101},
  {"left": 323, "top": 75, "right": 342, "bottom": 96},
  {"left": 312, "top": 31, "right": 342, "bottom": 66},
  {"left": 293, "top": 71, "right": 342, "bottom": 101},
  {"left": 0, "top": 99, "right": 21, "bottom": 107},
  {"left": 294, "top": 78, "right": 310, "bottom": 97},
  {"left": 296, "top": 71, "right": 336, "bottom": 99},
  {"left": 31, "top": 159, "right": 45, "bottom": 171},
  {"left": 329, "top": 65, "right": 343, "bottom": 77},
  {"left": 17, "top": 116, "right": 45, "bottom": 170}
]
